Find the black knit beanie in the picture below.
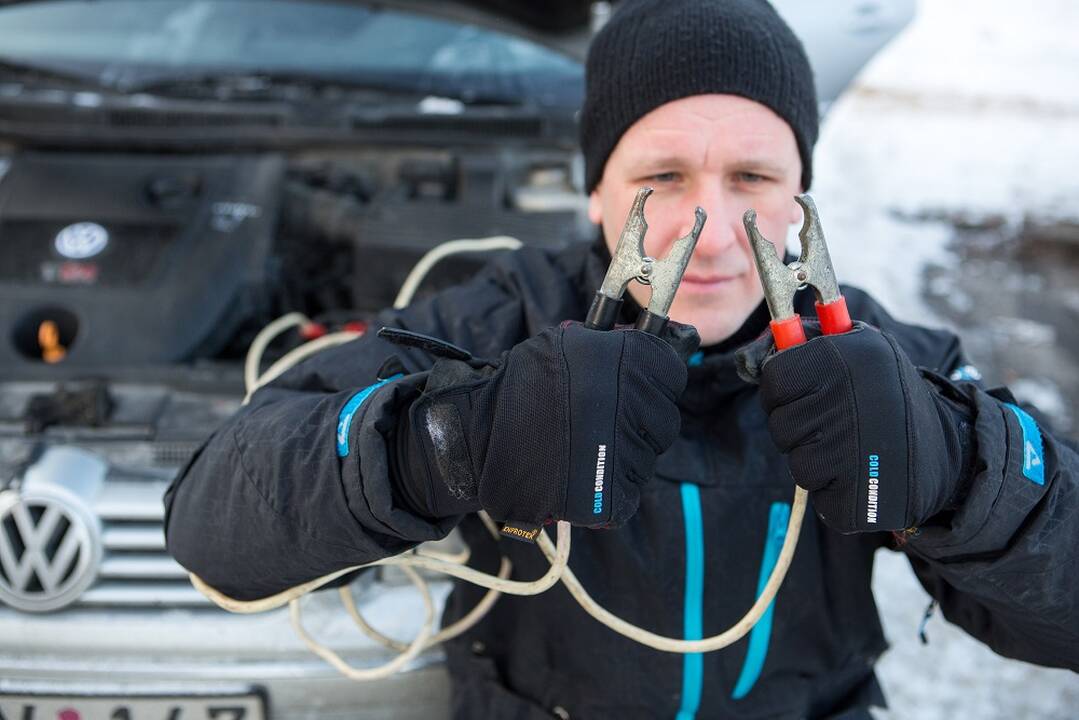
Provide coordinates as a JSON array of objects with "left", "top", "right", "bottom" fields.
[{"left": 580, "top": 0, "right": 819, "bottom": 193}]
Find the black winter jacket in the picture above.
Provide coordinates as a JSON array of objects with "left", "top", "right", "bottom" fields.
[{"left": 164, "top": 240, "right": 1079, "bottom": 719}]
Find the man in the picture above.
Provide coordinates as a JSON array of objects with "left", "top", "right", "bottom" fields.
[{"left": 164, "top": 1, "right": 1079, "bottom": 717}]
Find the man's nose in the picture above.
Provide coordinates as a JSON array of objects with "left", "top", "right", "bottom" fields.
[{"left": 679, "top": 188, "right": 740, "bottom": 257}]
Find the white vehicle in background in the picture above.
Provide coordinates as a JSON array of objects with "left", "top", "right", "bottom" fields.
[{"left": 0, "top": 1, "right": 913, "bottom": 718}]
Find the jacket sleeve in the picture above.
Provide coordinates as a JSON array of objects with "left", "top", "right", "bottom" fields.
[
  {"left": 901, "top": 383, "right": 1079, "bottom": 670},
  {"left": 163, "top": 257, "right": 545, "bottom": 601},
  {"left": 849, "top": 291, "right": 1079, "bottom": 670}
]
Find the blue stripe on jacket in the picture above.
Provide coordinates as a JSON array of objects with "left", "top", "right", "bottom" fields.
[
  {"left": 732, "top": 501, "right": 791, "bottom": 699},
  {"left": 676, "top": 482, "right": 705, "bottom": 720}
]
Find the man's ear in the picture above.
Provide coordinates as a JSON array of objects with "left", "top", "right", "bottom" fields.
[{"left": 588, "top": 188, "right": 603, "bottom": 225}]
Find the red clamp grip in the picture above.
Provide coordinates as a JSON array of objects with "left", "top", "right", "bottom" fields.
[
  {"left": 815, "top": 297, "right": 853, "bottom": 336},
  {"left": 770, "top": 315, "right": 808, "bottom": 350},
  {"left": 772, "top": 297, "right": 852, "bottom": 351}
]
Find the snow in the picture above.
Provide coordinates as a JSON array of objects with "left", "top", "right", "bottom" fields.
[
  {"left": 870, "top": 551, "right": 1079, "bottom": 720},
  {"left": 810, "top": 1, "right": 1079, "bottom": 716},
  {"left": 812, "top": 0, "right": 1079, "bottom": 324},
  {"left": 1009, "top": 377, "right": 1072, "bottom": 426}
]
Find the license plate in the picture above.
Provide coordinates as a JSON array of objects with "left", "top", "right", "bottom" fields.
[{"left": 0, "top": 691, "right": 266, "bottom": 720}]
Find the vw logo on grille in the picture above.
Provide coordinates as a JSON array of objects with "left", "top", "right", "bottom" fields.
[
  {"left": 54, "top": 222, "right": 109, "bottom": 259},
  {"left": 0, "top": 490, "right": 101, "bottom": 612}
]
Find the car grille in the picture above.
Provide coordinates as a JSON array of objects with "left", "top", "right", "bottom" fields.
[
  {"left": 82, "top": 478, "right": 209, "bottom": 608},
  {"left": 152, "top": 441, "right": 200, "bottom": 468}
]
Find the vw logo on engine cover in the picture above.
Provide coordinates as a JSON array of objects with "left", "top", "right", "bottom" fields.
[
  {"left": 54, "top": 222, "right": 109, "bottom": 259},
  {"left": 0, "top": 490, "right": 101, "bottom": 612}
]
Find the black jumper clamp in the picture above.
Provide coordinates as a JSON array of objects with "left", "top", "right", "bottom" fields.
[
  {"left": 585, "top": 187, "right": 707, "bottom": 334},
  {"left": 742, "top": 193, "right": 851, "bottom": 349}
]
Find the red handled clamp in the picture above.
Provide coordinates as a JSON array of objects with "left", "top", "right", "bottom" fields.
[
  {"left": 585, "top": 187, "right": 707, "bottom": 335},
  {"left": 743, "top": 194, "right": 852, "bottom": 349}
]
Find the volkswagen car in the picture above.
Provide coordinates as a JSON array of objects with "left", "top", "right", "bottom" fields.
[{"left": 0, "top": 1, "right": 914, "bottom": 718}]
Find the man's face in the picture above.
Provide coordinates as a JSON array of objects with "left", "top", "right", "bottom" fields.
[{"left": 589, "top": 94, "right": 804, "bottom": 346}]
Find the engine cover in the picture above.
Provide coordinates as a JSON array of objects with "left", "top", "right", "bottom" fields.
[{"left": 0, "top": 152, "right": 283, "bottom": 367}]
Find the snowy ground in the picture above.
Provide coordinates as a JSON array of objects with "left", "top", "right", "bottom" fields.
[{"left": 811, "top": 1, "right": 1079, "bottom": 716}]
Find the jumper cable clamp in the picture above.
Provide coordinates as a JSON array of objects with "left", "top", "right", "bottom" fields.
[
  {"left": 743, "top": 193, "right": 852, "bottom": 349},
  {"left": 585, "top": 187, "right": 706, "bottom": 335}
]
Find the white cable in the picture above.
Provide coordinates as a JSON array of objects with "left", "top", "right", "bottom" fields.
[
  {"left": 393, "top": 236, "right": 522, "bottom": 309},
  {"left": 244, "top": 312, "right": 310, "bottom": 393},
  {"left": 191, "top": 565, "right": 363, "bottom": 613},
  {"left": 415, "top": 557, "right": 510, "bottom": 647},
  {"left": 383, "top": 521, "right": 569, "bottom": 596},
  {"left": 415, "top": 544, "right": 471, "bottom": 565},
  {"left": 340, "top": 556, "right": 512, "bottom": 652},
  {"left": 403, "top": 511, "right": 511, "bottom": 649},
  {"left": 195, "top": 255, "right": 811, "bottom": 683},
  {"left": 201, "top": 302, "right": 808, "bottom": 658},
  {"left": 194, "top": 493, "right": 806, "bottom": 657},
  {"left": 190, "top": 520, "right": 570, "bottom": 614},
  {"left": 535, "top": 487, "right": 808, "bottom": 653},
  {"left": 280, "top": 486, "right": 806, "bottom": 659},
  {"left": 289, "top": 563, "right": 434, "bottom": 681},
  {"left": 242, "top": 330, "right": 360, "bottom": 404}
]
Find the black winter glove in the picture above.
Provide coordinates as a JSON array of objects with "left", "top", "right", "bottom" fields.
[
  {"left": 395, "top": 322, "right": 699, "bottom": 531},
  {"left": 738, "top": 322, "right": 973, "bottom": 534}
]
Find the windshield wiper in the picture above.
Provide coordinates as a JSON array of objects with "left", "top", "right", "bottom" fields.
[
  {"left": 122, "top": 68, "right": 529, "bottom": 107},
  {"left": 122, "top": 69, "right": 417, "bottom": 101},
  {"left": 0, "top": 56, "right": 114, "bottom": 92},
  {"left": 0, "top": 59, "right": 540, "bottom": 109}
]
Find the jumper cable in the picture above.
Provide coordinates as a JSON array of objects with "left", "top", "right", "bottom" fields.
[
  {"left": 585, "top": 186, "right": 706, "bottom": 334},
  {"left": 190, "top": 192, "right": 836, "bottom": 671},
  {"left": 744, "top": 193, "right": 852, "bottom": 348}
]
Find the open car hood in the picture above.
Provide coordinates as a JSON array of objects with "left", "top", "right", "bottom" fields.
[
  {"left": 360, "top": 0, "right": 918, "bottom": 104},
  {"left": 0, "top": 1, "right": 916, "bottom": 101},
  {"left": 0, "top": 0, "right": 595, "bottom": 59}
]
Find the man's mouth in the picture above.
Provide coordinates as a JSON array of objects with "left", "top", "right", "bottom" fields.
[{"left": 679, "top": 272, "right": 739, "bottom": 291}]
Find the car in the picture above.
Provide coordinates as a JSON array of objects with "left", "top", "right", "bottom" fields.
[{"left": 0, "top": 1, "right": 914, "bottom": 718}]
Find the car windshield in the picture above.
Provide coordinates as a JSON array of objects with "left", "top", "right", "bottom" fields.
[{"left": 0, "top": 0, "right": 584, "bottom": 107}]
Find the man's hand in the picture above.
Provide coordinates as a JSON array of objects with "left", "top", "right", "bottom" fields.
[
  {"left": 740, "top": 322, "right": 972, "bottom": 534},
  {"left": 395, "top": 322, "right": 698, "bottom": 529}
]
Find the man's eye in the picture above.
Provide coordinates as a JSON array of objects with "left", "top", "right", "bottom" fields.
[
  {"left": 648, "top": 171, "right": 681, "bottom": 183},
  {"left": 736, "top": 172, "right": 767, "bottom": 184}
]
